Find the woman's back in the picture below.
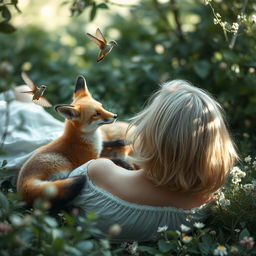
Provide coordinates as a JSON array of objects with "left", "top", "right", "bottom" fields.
[
  {"left": 69, "top": 159, "right": 211, "bottom": 242},
  {"left": 88, "top": 158, "right": 213, "bottom": 209}
]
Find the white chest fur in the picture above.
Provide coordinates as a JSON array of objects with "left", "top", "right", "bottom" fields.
[{"left": 82, "top": 129, "right": 103, "bottom": 156}]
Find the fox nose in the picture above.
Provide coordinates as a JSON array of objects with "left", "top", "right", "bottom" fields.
[{"left": 113, "top": 114, "right": 117, "bottom": 119}]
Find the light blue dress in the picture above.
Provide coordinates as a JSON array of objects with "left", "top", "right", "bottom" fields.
[{"left": 69, "top": 160, "right": 211, "bottom": 242}]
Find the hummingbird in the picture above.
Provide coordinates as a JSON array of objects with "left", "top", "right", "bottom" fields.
[
  {"left": 86, "top": 28, "right": 118, "bottom": 62},
  {"left": 20, "top": 72, "right": 52, "bottom": 107}
]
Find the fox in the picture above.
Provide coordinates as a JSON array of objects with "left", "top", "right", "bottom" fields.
[
  {"left": 99, "top": 121, "right": 138, "bottom": 170},
  {"left": 17, "top": 75, "right": 117, "bottom": 208}
]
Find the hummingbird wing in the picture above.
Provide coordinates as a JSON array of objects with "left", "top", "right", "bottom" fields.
[
  {"left": 96, "top": 28, "right": 107, "bottom": 44},
  {"left": 97, "top": 54, "right": 104, "bottom": 62},
  {"left": 97, "top": 50, "right": 107, "bottom": 62},
  {"left": 20, "top": 90, "right": 34, "bottom": 94},
  {"left": 21, "top": 72, "right": 37, "bottom": 91},
  {"left": 33, "top": 96, "right": 52, "bottom": 107},
  {"left": 86, "top": 33, "right": 105, "bottom": 50}
]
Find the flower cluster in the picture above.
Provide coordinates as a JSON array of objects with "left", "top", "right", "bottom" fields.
[
  {"left": 230, "top": 166, "right": 246, "bottom": 184},
  {"left": 240, "top": 236, "right": 255, "bottom": 249},
  {"left": 216, "top": 191, "right": 230, "bottom": 207},
  {"left": 213, "top": 245, "right": 227, "bottom": 256}
]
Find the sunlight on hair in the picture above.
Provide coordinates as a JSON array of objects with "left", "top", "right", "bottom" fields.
[{"left": 129, "top": 79, "right": 238, "bottom": 194}]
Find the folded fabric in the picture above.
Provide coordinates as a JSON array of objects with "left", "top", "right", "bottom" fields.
[{"left": 0, "top": 90, "right": 64, "bottom": 181}]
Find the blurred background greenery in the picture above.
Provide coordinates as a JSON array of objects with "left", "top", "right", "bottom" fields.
[{"left": 0, "top": 0, "right": 256, "bottom": 155}]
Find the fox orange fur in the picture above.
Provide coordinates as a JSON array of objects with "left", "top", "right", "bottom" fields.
[
  {"left": 100, "top": 121, "right": 139, "bottom": 170},
  {"left": 17, "top": 75, "right": 117, "bottom": 207}
]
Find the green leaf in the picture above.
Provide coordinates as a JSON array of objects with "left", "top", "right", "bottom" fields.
[
  {"left": 77, "top": 241, "right": 94, "bottom": 252},
  {"left": 44, "top": 216, "right": 58, "bottom": 228},
  {"left": 52, "top": 237, "right": 64, "bottom": 250},
  {"left": 86, "top": 211, "right": 98, "bottom": 221},
  {"left": 90, "top": 3, "right": 97, "bottom": 21},
  {"left": 1, "top": 160, "right": 7, "bottom": 167},
  {"left": 139, "top": 245, "right": 160, "bottom": 255},
  {"left": 158, "top": 239, "right": 175, "bottom": 253},
  {"left": 239, "top": 228, "right": 250, "bottom": 241},
  {"left": 101, "top": 250, "right": 112, "bottom": 256},
  {"left": 193, "top": 60, "right": 211, "bottom": 79},
  {"left": 199, "top": 241, "right": 210, "bottom": 255},
  {"left": 187, "top": 245, "right": 200, "bottom": 254},
  {"left": 97, "top": 3, "right": 108, "bottom": 9},
  {"left": 0, "top": 22, "right": 16, "bottom": 33},
  {"left": 2, "top": 7, "right": 11, "bottom": 21},
  {"left": 0, "top": 192, "right": 10, "bottom": 217},
  {"left": 64, "top": 246, "right": 83, "bottom": 256}
]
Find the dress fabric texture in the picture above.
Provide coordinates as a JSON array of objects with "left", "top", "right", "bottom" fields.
[
  {"left": 69, "top": 160, "right": 211, "bottom": 242},
  {"left": 0, "top": 91, "right": 64, "bottom": 180}
]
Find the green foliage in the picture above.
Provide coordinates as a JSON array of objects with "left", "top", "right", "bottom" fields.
[
  {"left": 0, "top": 0, "right": 21, "bottom": 33},
  {"left": 0, "top": 0, "right": 256, "bottom": 255},
  {"left": 1, "top": 1, "right": 256, "bottom": 151},
  {"left": 0, "top": 189, "right": 126, "bottom": 256},
  {"left": 208, "top": 156, "right": 256, "bottom": 242},
  {"left": 1, "top": 157, "right": 256, "bottom": 255}
]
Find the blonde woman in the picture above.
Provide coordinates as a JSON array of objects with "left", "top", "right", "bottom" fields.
[{"left": 69, "top": 79, "right": 238, "bottom": 242}]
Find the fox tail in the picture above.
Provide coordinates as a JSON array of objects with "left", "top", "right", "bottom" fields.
[{"left": 19, "top": 175, "right": 86, "bottom": 209}]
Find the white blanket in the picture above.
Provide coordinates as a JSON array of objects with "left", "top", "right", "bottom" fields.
[{"left": 0, "top": 91, "right": 63, "bottom": 178}]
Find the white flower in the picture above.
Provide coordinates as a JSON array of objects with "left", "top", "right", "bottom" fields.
[
  {"left": 238, "top": 14, "right": 246, "bottom": 22},
  {"left": 242, "top": 184, "right": 255, "bottom": 195},
  {"left": 176, "top": 230, "right": 181, "bottom": 236},
  {"left": 216, "top": 192, "right": 230, "bottom": 207},
  {"left": 193, "top": 222, "right": 205, "bottom": 229},
  {"left": 157, "top": 225, "right": 168, "bottom": 233},
  {"left": 230, "top": 246, "right": 239, "bottom": 254},
  {"left": 214, "top": 18, "right": 220, "bottom": 25},
  {"left": 182, "top": 235, "right": 192, "bottom": 243},
  {"left": 240, "top": 236, "right": 255, "bottom": 249},
  {"left": 230, "top": 166, "right": 246, "bottom": 183},
  {"left": 204, "top": 0, "right": 212, "bottom": 5},
  {"left": 231, "top": 22, "right": 239, "bottom": 33},
  {"left": 186, "top": 215, "right": 193, "bottom": 222},
  {"left": 244, "top": 155, "right": 252, "bottom": 163},
  {"left": 127, "top": 242, "right": 138, "bottom": 254},
  {"left": 251, "top": 15, "right": 256, "bottom": 24},
  {"left": 180, "top": 224, "right": 191, "bottom": 233},
  {"left": 213, "top": 245, "right": 228, "bottom": 256},
  {"left": 232, "top": 177, "right": 241, "bottom": 184}
]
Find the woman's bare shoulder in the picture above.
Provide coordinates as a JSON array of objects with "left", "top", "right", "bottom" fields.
[{"left": 88, "top": 158, "right": 126, "bottom": 187}]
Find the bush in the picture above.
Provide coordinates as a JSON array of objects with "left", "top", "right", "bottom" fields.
[{"left": 1, "top": 155, "right": 256, "bottom": 256}]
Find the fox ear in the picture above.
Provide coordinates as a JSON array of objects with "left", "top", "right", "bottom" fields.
[
  {"left": 55, "top": 104, "right": 80, "bottom": 121},
  {"left": 74, "top": 75, "right": 90, "bottom": 95}
]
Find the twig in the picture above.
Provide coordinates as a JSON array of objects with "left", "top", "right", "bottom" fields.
[
  {"left": 152, "top": 0, "right": 173, "bottom": 32},
  {"left": 170, "top": 0, "right": 185, "bottom": 41},
  {"left": 229, "top": 0, "right": 248, "bottom": 49},
  {"left": 207, "top": 2, "right": 229, "bottom": 41},
  {"left": 1, "top": 2, "right": 22, "bottom": 13},
  {"left": 0, "top": 92, "right": 10, "bottom": 153},
  {"left": 104, "top": 0, "right": 138, "bottom": 8}
]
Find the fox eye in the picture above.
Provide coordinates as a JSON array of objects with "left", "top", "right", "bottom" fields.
[{"left": 94, "top": 111, "right": 101, "bottom": 117}]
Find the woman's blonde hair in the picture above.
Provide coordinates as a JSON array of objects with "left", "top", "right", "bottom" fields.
[{"left": 129, "top": 80, "right": 238, "bottom": 194}]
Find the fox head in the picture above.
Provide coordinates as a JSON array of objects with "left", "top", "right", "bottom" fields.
[{"left": 55, "top": 75, "right": 117, "bottom": 133}]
